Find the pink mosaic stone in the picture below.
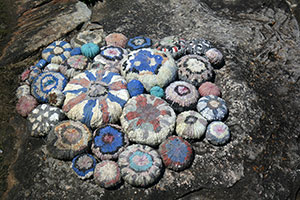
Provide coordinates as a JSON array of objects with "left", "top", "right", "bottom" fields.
[
  {"left": 16, "top": 95, "right": 38, "bottom": 117},
  {"left": 105, "top": 33, "right": 128, "bottom": 48},
  {"left": 198, "top": 82, "right": 221, "bottom": 97}
]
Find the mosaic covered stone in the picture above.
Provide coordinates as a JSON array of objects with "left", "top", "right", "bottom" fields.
[
  {"left": 47, "top": 120, "right": 92, "bottom": 160},
  {"left": 93, "top": 46, "right": 127, "bottom": 73},
  {"left": 120, "top": 48, "right": 177, "bottom": 92},
  {"left": 126, "top": 36, "right": 152, "bottom": 50},
  {"left": 158, "top": 136, "right": 193, "bottom": 171},
  {"left": 206, "top": 121, "right": 230, "bottom": 145},
  {"left": 91, "top": 124, "right": 128, "bottom": 160},
  {"left": 28, "top": 104, "right": 65, "bottom": 137},
  {"left": 118, "top": 144, "right": 162, "bottom": 187},
  {"left": 150, "top": 86, "right": 164, "bottom": 98},
  {"left": 153, "top": 36, "right": 186, "bottom": 58},
  {"left": 16, "top": 85, "right": 30, "bottom": 99},
  {"left": 60, "top": 55, "right": 89, "bottom": 79},
  {"left": 165, "top": 81, "right": 199, "bottom": 113},
  {"left": 177, "top": 55, "right": 214, "bottom": 87},
  {"left": 94, "top": 160, "right": 121, "bottom": 188},
  {"left": 44, "top": 63, "right": 62, "bottom": 72},
  {"left": 63, "top": 69, "right": 130, "bottom": 129},
  {"left": 205, "top": 48, "right": 224, "bottom": 68},
  {"left": 186, "top": 38, "right": 213, "bottom": 56},
  {"left": 105, "top": 33, "right": 128, "bottom": 48},
  {"left": 42, "top": 41, "right": 72, "bottom": 64},
  {"left": 71, "top": 29, "right": 106, "bottom": 48},
  {"left": 127, "top": 79, "right": 144, "bottom": 97},
  {"left": 120, "top": 94, "right": 176, "bottom": 146},
  {"left": 31, "top": 71, "right": 67, "bottom": 103},
  {"left": 176, "top": 110, "right": 207, "bottom": 139},
  {"left": 71, "top": 154, "right": 97, "bottom": 179},
  {"left": 81, "top": 43, "right": 100, "bottom": 58},
  {"left": 35, "top": 59, "right": 47, "bottom": 69},
  {"left": 16, "top": 95, "right": 38, "bottom": 117},
  {"left": 197, "top": 95, "right": 228, "bottom": 122},
  {"left": 46, "top": 89, "right": 65, "bottom": 107},
  {"left": 20, "top": 66, "right": 41, "bottom": 85},
  {"left": 198, "top": 82, "right": 221, "bottom": 97}
]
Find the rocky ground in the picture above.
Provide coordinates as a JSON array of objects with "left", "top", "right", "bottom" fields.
[{"left": 0, "top": 0, "right": 299, "bottom": 199}]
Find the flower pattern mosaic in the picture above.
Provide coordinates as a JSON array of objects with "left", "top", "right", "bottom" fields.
[{"left": 120, "top": 94, "right": 176, "bottom": 146}]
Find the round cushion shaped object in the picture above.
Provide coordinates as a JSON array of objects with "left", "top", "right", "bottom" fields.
[
  {"left": 205, "top": 48, "right": 224, "bottom": 68},
  {"left": 16, "top": 85, "right": 30, "bottom": 99},
  {"left": 70, "top": 47, "right": 81, "bottom": 56},
  {"left": 42, "top": 41, "right": 72, "bottom": 64},
  {"left": 31, "top": 71, "right": 67, "bottom": 103},
  {"left": 94, "top": 160, "right": 121, "bottom": 188},
  {"left": 60, "top": 55, "right": 89, "bottom": 79},
  {"left": 28, "top": 104, "right": 65, "bottom": 137},
  {"left": 81, "top": 43, "right": 100, "bottom": 58},
  {"left": 71, "top": 154, "right": 97, "bottom": 180},
  {"left": 198, "top": 82, "right": 221, "bottom": 97},
  {"left": 105, "top": 33, "right": 128, "bottom": 48},
  {"left": 88, "top": 61, "right": 120, "bottom": 74},
  {"left": 47, "top": 120, "right": 92, "bottom": 160},
  {"left": 93, "top": 46, "right": 128, "bottom": 73},
  {"left": 206, "top": 121, "right": 230, "bottom": 145},
  {"left": 118, "top": 144, "right": 162, "bottom": 187},
  {"left": 153, "top": 36, "right": 187, "bottom": 58},
  {"left": 186, "top": 38, "right": 213, "bottom": 56},
  {"left": 197, "top": 95, "right": 228, "bottom": 122},
  {"left": 91, "top": 124, "right": 129, "bottom": 160},
  {"left": 120, "top": 94, "right": 176, "bottom": 146},
  {"left": 35, "top": 59, "right": 47, "bottom": 69},
  {"left": 176, "top": 110, "right": 208, "bottom": 139},
  {"left": 21, "top": 66, "right": 41, "bottom": 85},
  {"left": 46, "top": 89, "right": 65, "bottom": 107},
  {"left": 158, "top": 136, "right": 194, "bottom": 171},
  {"left": 177, "top": 55, "right": 214, "bottom": 87},
  {"left": 62, "top": 69, "right": 130, "bottom": 129},
  {"left": 165, "top": 81, "right": 199, "bottom": 113},
  {"left": 150, "top": 86, "right": 164, "bottom": 98},
  {"left": 16, "top": 95, "right": 38, "bottom": 117},
  {"left": 126, "top": 36, "right": 152, "bottom": 51},
  {"left": 120, "top": 48, "right": 177, "bottom": 92},
  {"left": 71, "top": 29, "right": 106, "bottom": 48},
  {"left": 127, "top": 79, "right": 145, "bottom": 97}
]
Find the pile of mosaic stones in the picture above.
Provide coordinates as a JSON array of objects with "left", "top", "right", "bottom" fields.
[{"left": 16, "top": 26, "right": 230, "bottom": 188}]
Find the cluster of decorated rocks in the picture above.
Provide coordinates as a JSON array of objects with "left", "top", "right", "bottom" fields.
[{"left": 16, "top": 25, "right": 230, "bottom": 188}]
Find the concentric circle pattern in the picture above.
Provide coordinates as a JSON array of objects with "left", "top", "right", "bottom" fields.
[{"left": 118, "top": 144, "right": 162, "bottom": 187}]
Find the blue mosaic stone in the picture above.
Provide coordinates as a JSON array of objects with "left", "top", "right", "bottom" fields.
[
  {"left": 35, "top": 59, "right": 47, "bottom": 69},
  {"left": 92, "top": 125, "right": 128, "bottom": 160},
  {"left": 42, "top": 41, "right": 72, "bottom": 64},
  {"left": 31, "top": 71, "right": 67, "bottom": 103},
  {"left": 72, "top": 154, "right": 97, "bottom": 179},
  {"left": 126, "top": 36, "right": 152, "bottom": 50},
  {"left": 70, "top": 47, "right": 82, "bottom": 56},
  {"left": 127, "top": 79, "right": 144, "bottom": 97}
]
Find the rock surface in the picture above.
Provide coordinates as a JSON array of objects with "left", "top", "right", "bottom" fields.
[
  {"left": 0, "top": 0, "right": 300, "bottom": 200},
  {"left": 0, "top": 0, "right": 91, "bottom": 66}
]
